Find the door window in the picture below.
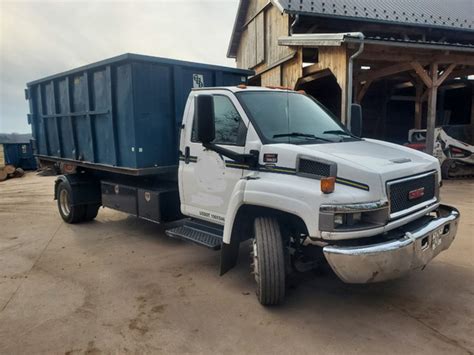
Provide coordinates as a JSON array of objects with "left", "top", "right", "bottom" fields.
[{"left": 192, "top": 95, "right": 246, "bottom": 146}]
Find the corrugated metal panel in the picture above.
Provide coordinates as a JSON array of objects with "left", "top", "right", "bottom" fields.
[
  {"left": 27, "top": 54, "right": 252, "bottom": 171},
  {"left": 278, "top": 0, "right": 473, "bottom": 31}
]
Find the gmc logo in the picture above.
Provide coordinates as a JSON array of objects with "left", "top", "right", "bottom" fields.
[{"left": 408, "top": 187, "right": 425, "bottom": 200}]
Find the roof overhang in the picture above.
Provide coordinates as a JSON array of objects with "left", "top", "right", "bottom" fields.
[{"left": 279, "top": 33, "right": 474, "bottom": 54}]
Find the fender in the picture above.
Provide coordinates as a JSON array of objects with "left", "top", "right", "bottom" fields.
[
  {"left": 220, "top": 179, "right": 247, "bottom": 275},
  {"left": 54, "top": 174, "right": 101, "bottom": 206},
  {"left": 220, "top": 176, "right": 315, "bottom": 275}
]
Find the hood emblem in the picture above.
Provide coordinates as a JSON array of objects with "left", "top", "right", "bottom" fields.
[{"left": 408, "top": 187, "right": 425, "bottom": 200}]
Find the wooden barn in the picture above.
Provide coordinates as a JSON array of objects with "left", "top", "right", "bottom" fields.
[{"left": 227, "top": 0, "right": 474, "bottom": 153}]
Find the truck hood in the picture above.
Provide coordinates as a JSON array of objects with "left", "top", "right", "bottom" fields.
[
  {"left": 302, "top": 138, "right": 438, "bottom": 177},
  {"left": 260, "top": 138, "right": 440, "bottom": 198}
]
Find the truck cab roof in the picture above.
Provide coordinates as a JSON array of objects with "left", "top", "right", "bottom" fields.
[{"left": 192, "top": 85, "right": 296, "bottom": 93}]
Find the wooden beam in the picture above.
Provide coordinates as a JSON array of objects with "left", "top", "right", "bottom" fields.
[
  {"left": 415, "top": 83, "right": 423, "bottom": 129},
  {"left": 433, "top": 54, "right": 474, "bottom": 66},
  {"left": 357, "top": 62, "right": 412, "bottom": 83},
  {"left": 356, "top": 80, "right": 373, "bottom": 103},
  {"left": 435, "top": 64, "right": 457, "bottom": 86},
  {"left": 303, "top": 63, "right": 323, "bottom": 77},
  {"left": 297, "top": 68, "right": 332, "bottom": 86},
  {"left": 411, "top": 61, "right": 433, "bottom": 88},
  {"left": 426, "top": 63, "right": 439, "bottom": 155}
]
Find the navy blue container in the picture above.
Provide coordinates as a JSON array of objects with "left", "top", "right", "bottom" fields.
[
  {"left": 26, "top": 53, "right": 252, "bottom": 173},
  {"left": 3, "top": 143, "right": 37, "bottom": 170}
]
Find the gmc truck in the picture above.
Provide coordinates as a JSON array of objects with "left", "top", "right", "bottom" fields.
[{"left": 27, "top": 54, "right": 460, "bottom": 305}]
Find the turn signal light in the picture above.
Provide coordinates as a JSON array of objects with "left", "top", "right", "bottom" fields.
[{"left": 321, "top": 177, "right": 336, "bottom": 194}]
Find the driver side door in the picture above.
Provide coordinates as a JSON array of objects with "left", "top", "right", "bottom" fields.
[{"left": 179, "top": 91, "right": 248, "bottom": 224}]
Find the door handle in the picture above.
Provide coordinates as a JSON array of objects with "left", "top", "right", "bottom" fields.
[{"left": 184, "top": 146, "right": 190, "bottom": 164}]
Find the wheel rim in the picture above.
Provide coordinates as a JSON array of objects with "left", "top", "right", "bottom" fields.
[{"left": 59, "top": 189, "right": 71, "bottom": 216}]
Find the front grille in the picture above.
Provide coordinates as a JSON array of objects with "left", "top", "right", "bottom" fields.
[
  {"left": 388, "top": 173, "right": 437, "bottom": 214},
  {"left": 298, "top": 158, "right": 331, "bottom": 177}
]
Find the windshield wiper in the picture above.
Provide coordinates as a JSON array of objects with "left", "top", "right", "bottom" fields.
[
  {"left": 273, "top": 132, "right": 333, "bottom": 142},
  {"left": 323, "top": 130, "right": 359, "bottom": 139}
]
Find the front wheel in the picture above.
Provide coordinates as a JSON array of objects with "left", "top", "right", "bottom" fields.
[{"left": 251, "top": 216, "right": 286, "bottom": 305}]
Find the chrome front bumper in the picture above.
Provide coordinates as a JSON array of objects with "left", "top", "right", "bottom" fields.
[{"left": 323, "top": 205, "right": 460, "bottom": 283}]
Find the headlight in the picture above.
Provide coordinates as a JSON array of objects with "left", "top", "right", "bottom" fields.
[{"left": 319, "top": 201, "right": 389, "bottom": 232}]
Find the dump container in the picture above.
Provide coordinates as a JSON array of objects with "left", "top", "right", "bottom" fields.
[
  {"left": 2, "top": 143, "right": 37, "bottom": 170},
  {"left": 26, "top": 53, "right": 252, "bottom": 173}
]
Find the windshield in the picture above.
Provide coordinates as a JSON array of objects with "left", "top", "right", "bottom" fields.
[{"left": 236, "top": 91, "right": 357, "bottom": 144}]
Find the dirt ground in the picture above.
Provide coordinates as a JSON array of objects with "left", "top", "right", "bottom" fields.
[{"left": 0, "top": 172, "right": 473, "bottom": 354}]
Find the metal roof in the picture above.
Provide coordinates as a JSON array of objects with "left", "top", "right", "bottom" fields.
[
  {"left": 279, "top": 0, "right": 473, "bottom": 31},
  {"left": 227, "top": 0, "right": 474, "bottom": 58},
  {"left": 0, "top": 133, "right": 32, "bottom": 144}
]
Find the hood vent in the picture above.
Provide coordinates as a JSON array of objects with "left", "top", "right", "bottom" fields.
[{"left": 297, "top": 157, "right": 337, "bottom": 179}]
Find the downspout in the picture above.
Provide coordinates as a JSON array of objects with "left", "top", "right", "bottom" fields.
[
  {"left": 346, "top": 33, "right": 365, "bottom": 128},
  {"left": 290, "top": 14, "right": 300, "bottom": 35}
]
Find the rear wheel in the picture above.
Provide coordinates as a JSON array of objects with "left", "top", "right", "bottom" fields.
[
  {"left": 83, "top": 203, "right": 100, "bottom": 221},
  {"left": 251, "top": 216, "right": 286, "bottom": 305},
  {"left": 57, "top": 181, "right": 86, "bottom": 223}
]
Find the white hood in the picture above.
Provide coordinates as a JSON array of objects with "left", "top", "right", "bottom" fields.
[
  {"left": 304, "top": 139, "right": 439, "bottom": 177},
  {"left": 260, "top": 138, "right": 440, "bottom": 199}
]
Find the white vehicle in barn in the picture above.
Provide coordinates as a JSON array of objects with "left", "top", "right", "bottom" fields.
[{"left": 407, "top": 125, "right": 474, "bottom": 178}]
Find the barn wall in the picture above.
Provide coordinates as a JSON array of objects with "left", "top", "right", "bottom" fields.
[{"left": 236, "top": 2, "right": 300, "bottom": 88}]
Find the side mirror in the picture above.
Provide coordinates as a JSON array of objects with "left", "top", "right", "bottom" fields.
[
  {"left": 195, "top": 95, "right": 215, "bottom": 144},
  {"left": 350, "top": 104, "right": 363, "bottom": 137}
]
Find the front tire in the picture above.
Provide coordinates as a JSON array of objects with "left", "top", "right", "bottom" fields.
[
  {"left": 57, "top": 181, "right": 86, "bottom": 224},
  {"left": 252, "top": 216, "right": 286, "bottom": 305}
]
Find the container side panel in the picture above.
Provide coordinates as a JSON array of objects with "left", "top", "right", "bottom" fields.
[
  {"left": 114, "top": 64, "right": 136, "bottom": 168},
  {"left": 57, "top": 79, "right": 75, "bottom": 159},
  {"left": 132, "top": 63, "right": 176, "bottom": 168},
  {"left": 71, "top": 74, "right": 94, "bottom": 162},
  {"left": 221, "top": 72, "right": 248, "bottom": 86},
  {"left": 44, "top": 82, "right": 61, "bottom": 157},
  {"left": 35, "top": 85, "right": 48, "bottom": 155},
  {"left": 177, "top": 68, "right": 216, "bottom": 120},
  {"left": 91, "top": 70, "right": 115, "bottom": 165}
]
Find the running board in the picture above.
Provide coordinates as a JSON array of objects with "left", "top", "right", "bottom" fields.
[{"left": 165, "top": 219, "right": 223, "bottom": 250}]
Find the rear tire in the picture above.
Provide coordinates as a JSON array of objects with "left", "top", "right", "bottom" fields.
[
  {"left": 57, "top": 181, "right": 86, "bottom": 224},
  {"left": 83, "top": 203, "right": 100, "bottom": 221},
  {"left": 252, "top": 216, "right": 286, "bottom": 305}
]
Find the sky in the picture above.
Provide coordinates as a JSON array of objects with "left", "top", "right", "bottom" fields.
[{"left": 0, "top": 0, "right": 239, "bottom": 133}]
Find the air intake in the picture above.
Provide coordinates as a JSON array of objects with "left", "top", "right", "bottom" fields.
[{"left": 297, "top": 157, "right": 336, "bottom": 179}]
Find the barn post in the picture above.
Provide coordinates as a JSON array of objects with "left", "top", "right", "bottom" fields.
[
  {"left": 414, "top": 82, "right": 423, "bottom": 129},
  {"left": 426, "top": 63, "right": 439, "bottom": 156}
]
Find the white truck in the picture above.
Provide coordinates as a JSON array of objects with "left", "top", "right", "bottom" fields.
[{"left": 28, "top": 56, "right": 460, "bottom": 305}]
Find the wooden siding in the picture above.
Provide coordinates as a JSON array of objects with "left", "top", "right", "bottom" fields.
[
  {"left": 236, "top": 3, "right": 293, "bottom": 72},
  {"left": 261, "top": 66, "right": 281, "bottom": 86},
  {"left": 281, "top": 48, "right": 303, "bottom": 89}
]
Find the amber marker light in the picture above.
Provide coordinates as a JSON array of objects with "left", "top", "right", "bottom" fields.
[{"left": 321, "top": 177, "right": 336, "bottom": 194}]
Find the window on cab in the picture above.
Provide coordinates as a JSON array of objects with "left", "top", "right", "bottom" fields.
[{"left": 192, "top": 95, "right": 247, "bottom": 146}]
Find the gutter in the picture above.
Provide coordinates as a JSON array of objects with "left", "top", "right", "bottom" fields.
[{"left": 346, "top": 32, "right": 365, "bottom": 127}]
